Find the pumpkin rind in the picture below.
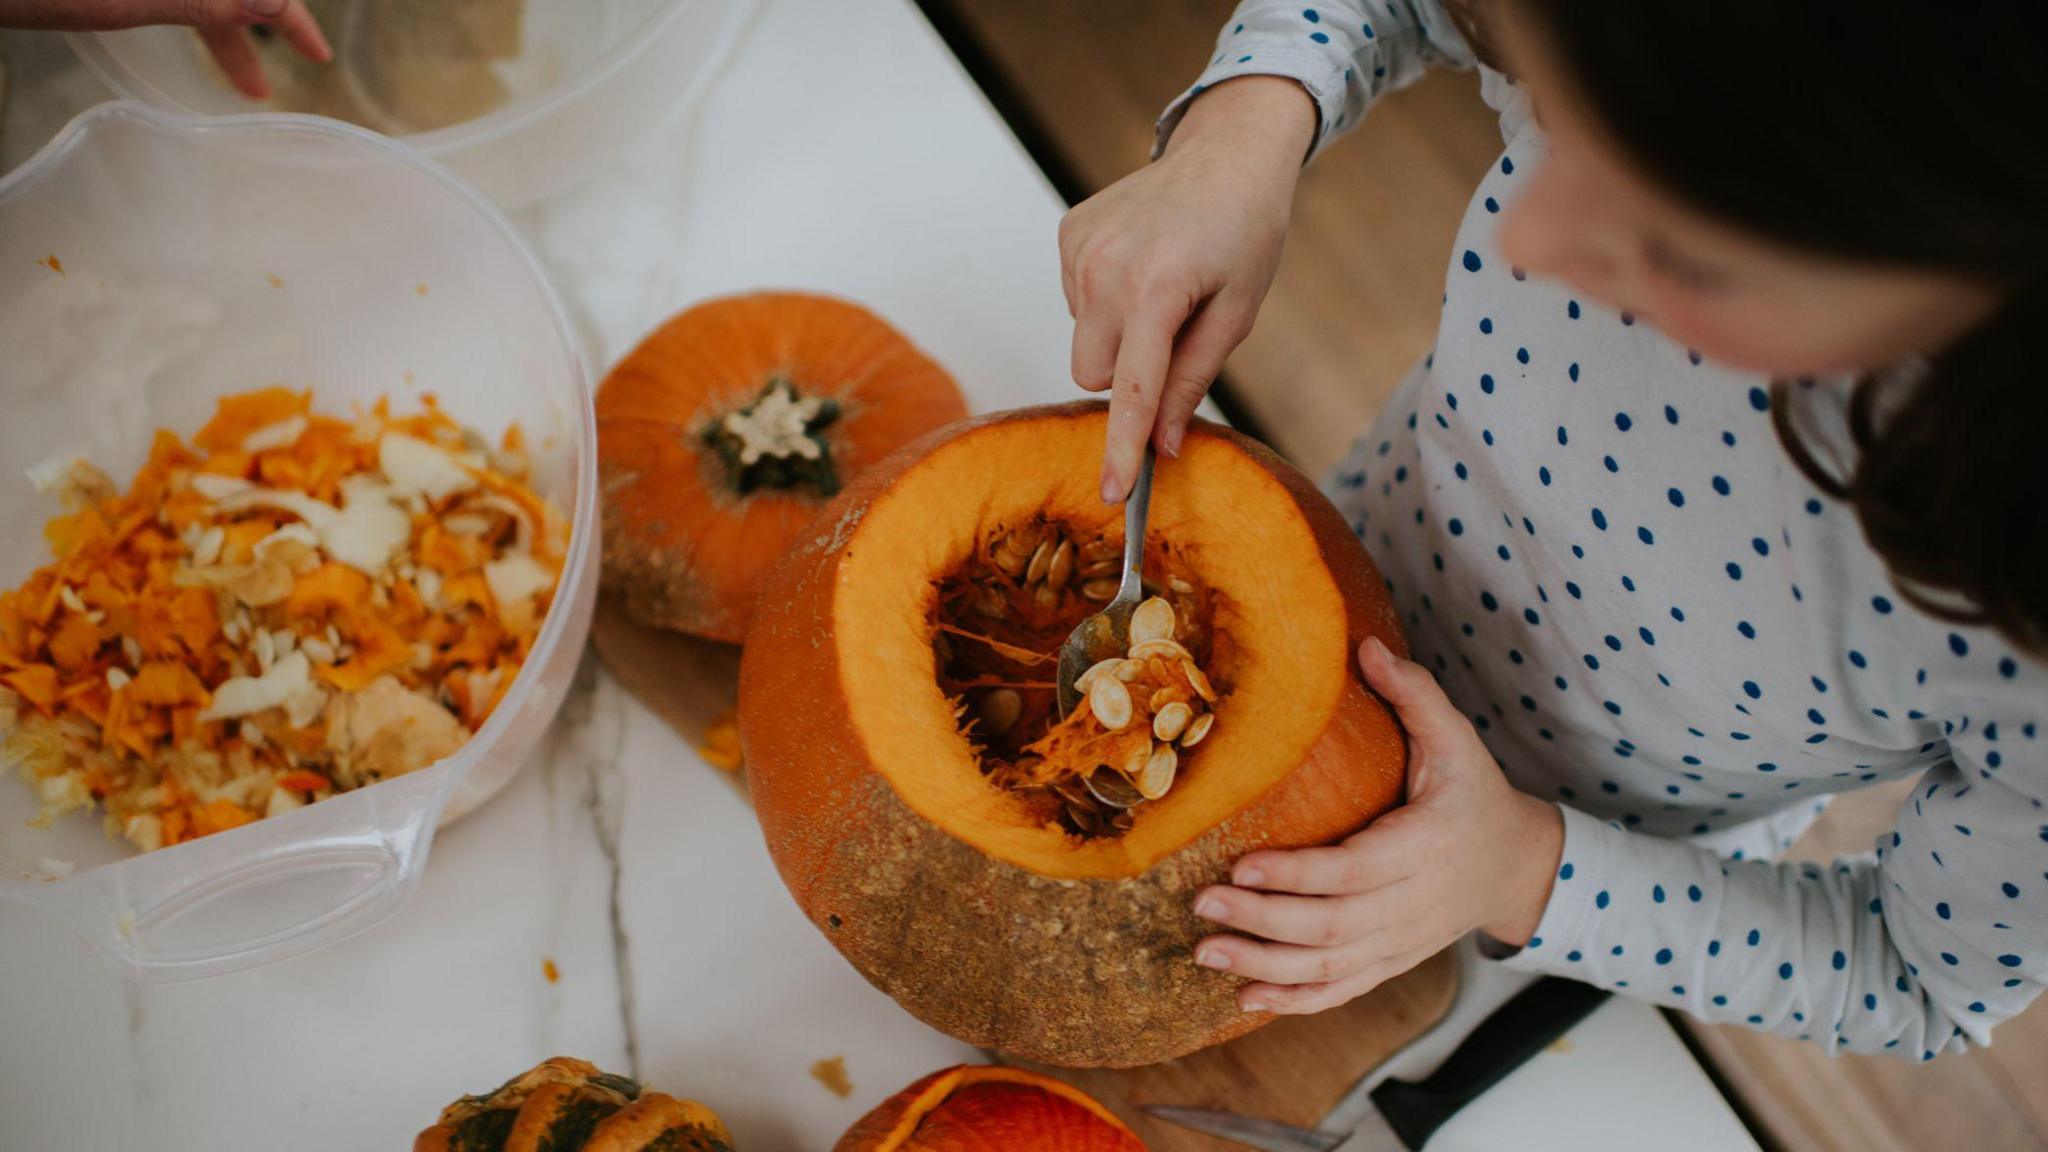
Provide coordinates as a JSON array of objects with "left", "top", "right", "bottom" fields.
[
  {"left": 835, "top": 1065, "right": 1143, "bottom": 1152},
  {"left": 597, "top": 291, "right": 968, "bottom": 643},
  {"left": 417, "top": 1060, "right": 728, "bottom": 1152},
  {"left": 740, "top": 403, "right": 1408, "bottom": 1067}
]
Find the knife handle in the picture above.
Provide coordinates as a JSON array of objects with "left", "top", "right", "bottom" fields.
[{"left": 1370, "top": 977, "right": 1610, "bottom": 1149}]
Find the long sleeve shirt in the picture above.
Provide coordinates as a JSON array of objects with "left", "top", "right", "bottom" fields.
[{"left": 1161, "top": 0, "right": 2046, "bottom": 1059}]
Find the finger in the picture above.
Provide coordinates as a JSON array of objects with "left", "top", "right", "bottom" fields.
[
  {"left": 1101, "top": 308, "right": 1177, "bottom": 502},
  {"left": 198, "top": 25, "right": 269, "bottom": 100},
  {"left": 1070, "top": 305, "right": 1118, "bottom": 393},
  {"left": 1152, "top": 296, "right": 1250, "bottom": 456},
  {"left": 1195, "top": 886, "right": 1386, "bottom": 947},
  {"left": 1231, "top": 834, "right": 1414, "bottom": 896},
  {"left": 1240, "top": 944, "right": 1438, "bottom": 1015},
  {"left": 1357, "top": 635, "right": 1475, "bottom": 751},
  {"left": 268, "top": 0, "right": 332, "bottom": 63},
  {"left": 1196, "top": 932, "right": 1390, "bottom": 988}
]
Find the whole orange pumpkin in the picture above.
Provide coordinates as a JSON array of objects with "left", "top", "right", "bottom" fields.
[
  {"left": 597, "top": 292, "right": 967, "bottom": 643},
  {"left": 835, "top": 1066, "right": 1143, "bottom": 1152},
  {"left": 740, "top": 403, "right": 1408, "bottom": 1067}
]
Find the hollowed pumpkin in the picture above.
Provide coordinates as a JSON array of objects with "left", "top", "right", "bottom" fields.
[
  {"left": 835, "top": 1066, "right": 1142, "bottom": 1152},
  {"left": 739, "top": 403, "right": 1408, "bottom": 1067},
  {"left": 597, "top": 292, "right": 968, "bottom": 643}
]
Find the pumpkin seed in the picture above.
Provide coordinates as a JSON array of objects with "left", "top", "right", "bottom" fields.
[
  {"left": 1114, "top": 658, "right": 1146, "bottom": 682},
  {"left": 972, "top": 583, "right": 1006, "bottom": 619},
  {"left": 1180, "top": 710, "right": 1215, "bottom": 747},
  {"left": 1148, "top": 685, "right": 1189, "bottom": 713},
  {"left": 1084, "top": 765, "right": 1145, "bottom": 809},
  {"left": 1109, "top": 809, "right": 1137, "bottom": 832},
  {"left": 994, "top": 527, "right": 1039, "bottom": 576},
  {"left": 1080, "top": 558, "right": 1121, "bottom": 579},
  {"left": 1024, "top": 536, "right": 1056, "bottom": 585},
  {"left": 1136, "top": 743, "right": 1178, "bottom": 800},
  {"left": 1089, "top": 674, "right": 1134, "bottom": 730},
  {"left": 1033, "top": 583, "right": 1060, "bottom": 609},
  {"left": 1046, "top": 539, "right": 1075, "bottom": 592},
  {"left": 1182, "top": 659, "right": 1217, "bottom": 702},
  {"left": 1129, "top": 596, "right": 1176, "bottom": 645},
  {"left": 979, "top": 689, "right": 1022, "bottom": 735},
  {"left": 1169, "top": 576, "right": 1195, "bottom": 594},
  {"left": 1129, "top": 638, "right": 1191, "bottom": 663},
  {"left": 1080, "top": 538, "right": 1121, "bottom": 563},
  {"left": 1080, "top": 577, "right": 1119, "bottom": 602},
  {"left": 1152, "top": 701, "right": 1193, "bottom": 742},
  {"left": 1073, "top": 657, "right": 1124, "bottom": 694}
]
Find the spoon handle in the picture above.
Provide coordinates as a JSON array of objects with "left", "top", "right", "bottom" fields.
[{"left": 1119, "top": 447, "right": 1155, "bottom": 602}]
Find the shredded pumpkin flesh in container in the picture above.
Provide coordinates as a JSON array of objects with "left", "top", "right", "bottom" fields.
[{"left": 0, "top": 388, "right": 567, "bottom": 854}]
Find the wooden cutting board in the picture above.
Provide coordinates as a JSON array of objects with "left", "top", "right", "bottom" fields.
[{"left": 592, "top": 599, "right": 1461, "bottom": 1148}]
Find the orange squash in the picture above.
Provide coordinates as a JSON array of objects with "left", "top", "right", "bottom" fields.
[
  {"left": 835, "top": 1066, "right": 1143, "bottom": 1152},
  {"left": 597, "top": 292, "right": 968, "bottom": 643},
  {"left": 415, "top": 1057, "right": 733, "bottom": 1152},
  {"left": 739, "top": 403, "right": 1408, "bottom": 1067}
]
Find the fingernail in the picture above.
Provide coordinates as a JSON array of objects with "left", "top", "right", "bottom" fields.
[
  {"left": 1241, "top": 999, "right": 1266, "bottom": 1014},
  {"left": 1164, "top": 426, "right": 1185, "bottom": 457},
  {"left": 1235, "top": 866, "right": 1264, "bottom": 888},
  {"left": 1194, "top": 895, "right": 1225, "bottom": 920},
  {"left": 1196, "top": 947, "right": 1230, "bottom": 971},
  {"left": 1101, "top": 475, "right": 1122, "bottom": 504}
]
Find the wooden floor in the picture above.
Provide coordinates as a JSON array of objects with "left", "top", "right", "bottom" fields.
[{"left": 920, "top": 3, "right": 2048, "bottom": 1148}]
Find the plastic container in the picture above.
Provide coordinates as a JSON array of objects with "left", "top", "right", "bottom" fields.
[
  {"left": 69, "top": 0, "right": 754, "bottom": 209},
  {"left": 0, "top": 102, "right": 597, "bottom": 980}
]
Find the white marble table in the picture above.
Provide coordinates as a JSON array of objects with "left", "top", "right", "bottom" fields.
[{"left": 0, "top": 3, "right": 1758, "bottom": 1149}]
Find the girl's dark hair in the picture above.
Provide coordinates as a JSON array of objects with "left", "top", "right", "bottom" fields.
[{"left": 1494, "top": 2, "right": 2048, "bottom": 652}]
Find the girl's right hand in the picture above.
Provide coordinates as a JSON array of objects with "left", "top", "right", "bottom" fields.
[{"left": 1058, "top": 75, "right": 1316, "bottom": 502}]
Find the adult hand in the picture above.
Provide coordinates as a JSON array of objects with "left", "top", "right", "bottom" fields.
[{"left": 0, "top": 0, "right": 332, "bottom": 100}]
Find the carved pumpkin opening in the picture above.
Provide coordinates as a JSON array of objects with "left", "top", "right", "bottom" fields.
[
  {"left": 930, "top": 517, "right": 1227, "bottom": 842},
  {"left": 824, "top": 409, "right": 1360, "bottom": 884}
]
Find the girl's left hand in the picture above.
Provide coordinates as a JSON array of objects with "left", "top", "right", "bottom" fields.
[{"left": 1194, "top": 636, "right": 1566, "bottom": 1014}]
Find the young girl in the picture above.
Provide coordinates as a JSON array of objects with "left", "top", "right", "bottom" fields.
[{"left": 1060, "top": 0, "right": 2045, "bottom": 1058}]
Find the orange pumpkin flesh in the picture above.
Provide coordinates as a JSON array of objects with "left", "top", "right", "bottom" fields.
[
  {"left": 834, "top": 1066, "right": 1142, "bottom": 1152},
  {"left": 597, "top": 292, "right": 968, "bottom": 643},
  {"left": 740, "top": 403, "right": 1408, "bottom": 1067}
]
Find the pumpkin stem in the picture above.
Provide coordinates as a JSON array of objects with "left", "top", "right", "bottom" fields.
[{"left": 701, "top": 379, "right": 843, "bottom": 497}]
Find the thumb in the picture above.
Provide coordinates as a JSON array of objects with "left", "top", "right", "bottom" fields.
[{"left": 1357, "top": 635, "right": 1474, "bottom": 758}]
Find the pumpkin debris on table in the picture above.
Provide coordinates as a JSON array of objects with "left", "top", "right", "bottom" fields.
[
  {"left": 834, "top": 1065, "right": 1143, "bottom": 1152},
  {"left": 417, "top": 1057, "right": 733, "bottom": 1152},
  {"left": 740, "top": 403, "right": 1409, "bottom": 1067},
  {"left": 596, "top": 291, "right": 967, "bottom": 643},
  {"left": 0, "top": 387, "right": 566, "bottom": 855}
]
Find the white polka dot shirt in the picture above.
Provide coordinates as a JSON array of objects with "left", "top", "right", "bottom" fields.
[{"left": 1161, "top": 0, "right": 2046, "bottom": 1059}]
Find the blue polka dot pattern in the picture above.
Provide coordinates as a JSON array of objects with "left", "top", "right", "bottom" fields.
[{"left": 1199, "top": 2, "right": 2048, "bottom": 1062}]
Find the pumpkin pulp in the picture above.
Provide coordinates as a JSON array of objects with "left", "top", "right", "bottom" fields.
[
  {"left": 931, "top": 518, "right": 1223, "bottom": 840},
  {"left": 830, "top": 417, "right": 1353, "bottom": 881}
]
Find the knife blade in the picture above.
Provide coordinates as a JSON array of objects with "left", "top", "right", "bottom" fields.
[{"left": 1145, "top": 976, "right": 1610, "bottom": 1150}]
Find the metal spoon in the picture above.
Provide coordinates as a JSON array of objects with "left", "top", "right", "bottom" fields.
[{"left": 1055, "top": 446, "right": 1154, "bottom": 719}]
